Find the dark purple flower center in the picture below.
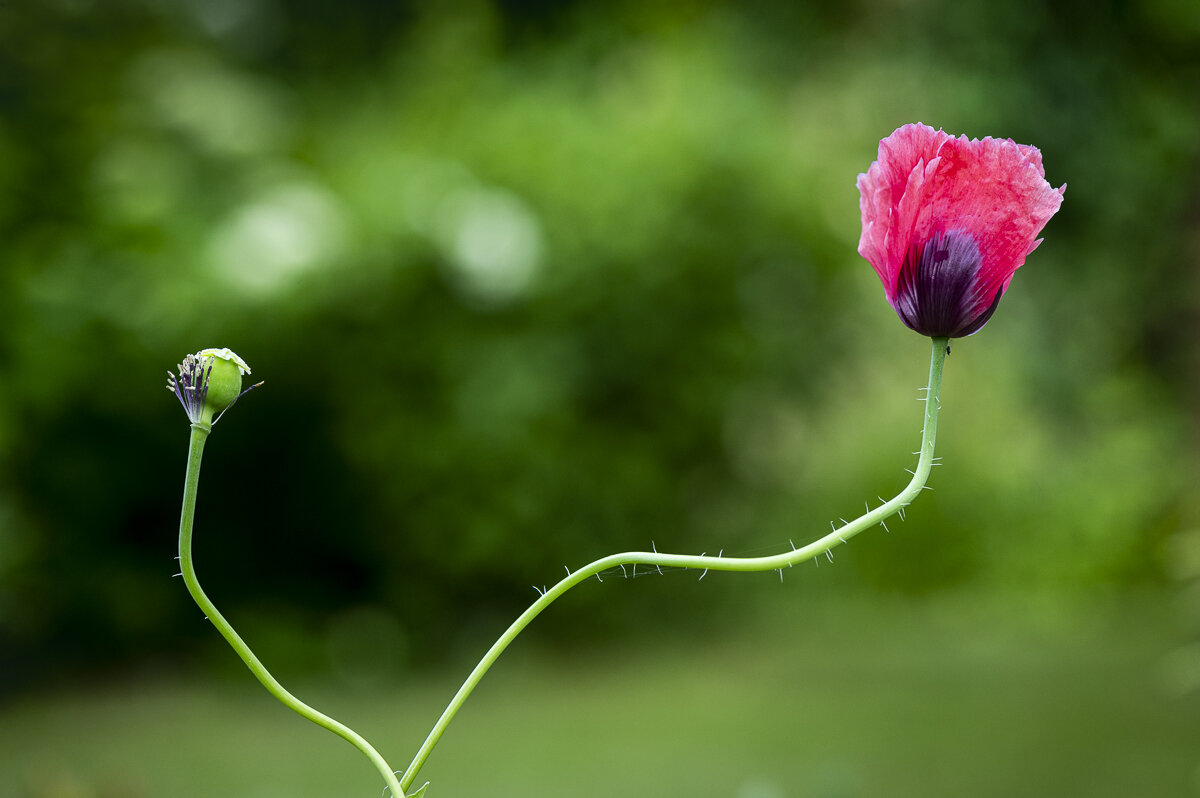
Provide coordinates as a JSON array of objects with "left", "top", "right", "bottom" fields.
[{"left": 893, "top": 230, "right": 1002, "bottom": 338}]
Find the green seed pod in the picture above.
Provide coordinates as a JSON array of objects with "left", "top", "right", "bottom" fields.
[
  {"left": 168, "top": 347, "right": 257, "bottom": 428},
  {"left": 198, "top": 347, "right": 251, "bottom": 415}
]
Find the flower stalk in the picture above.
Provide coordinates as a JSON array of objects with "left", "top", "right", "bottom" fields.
[
  {"left": 174, "top": 352, "right": 406, "bottom": 798},
  {"left": 399, "top": 336, "right": 950, "bottom": 793}
]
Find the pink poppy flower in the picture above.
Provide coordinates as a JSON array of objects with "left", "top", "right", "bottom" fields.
[{"left": 857, "top": 123, "right": 1065, "bottom": 338}]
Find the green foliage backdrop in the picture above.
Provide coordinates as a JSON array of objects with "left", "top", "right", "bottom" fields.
[{"left": 1, "top": 0, "right": 1198, "bottom": 693}]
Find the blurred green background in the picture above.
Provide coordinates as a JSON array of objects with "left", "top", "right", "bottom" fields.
[{"left": 2, "top": 0, "right": 1199, "bottom": 796}]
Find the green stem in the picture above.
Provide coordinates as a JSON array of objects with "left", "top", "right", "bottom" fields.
[
  {"left": 178, "top": 423, "right": 405, "bottom": 798},
  {"left": 400, "top": 337, "right": 949, "bottom": 793}
]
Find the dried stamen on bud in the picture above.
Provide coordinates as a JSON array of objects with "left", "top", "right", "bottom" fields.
[{"left": 167, "top": 354, "right": 212, "bottom": 426}]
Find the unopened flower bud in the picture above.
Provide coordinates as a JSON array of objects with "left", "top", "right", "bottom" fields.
[
  {"left": 197, "top": 347, "right": 251, "bottom": 415},
  {"left": 167, "top": 347, "right": 260, "bottom": 429}
]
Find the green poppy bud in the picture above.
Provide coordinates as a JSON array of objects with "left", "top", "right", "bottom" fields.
[
  {"left": 197, "top": 348, "right": 251, "bottom": 415},
  {"left": 168, "top": 347, "right": 259, "bottom": 429}
]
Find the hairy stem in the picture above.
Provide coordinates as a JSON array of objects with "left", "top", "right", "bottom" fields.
[
  {"left": 400, "top": 336, "right": 949, "bottom": 792},
  {"left": 178, "top": 423, "right": 405, "bottom": 798}
]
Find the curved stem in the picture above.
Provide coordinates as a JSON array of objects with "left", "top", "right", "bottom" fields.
[
  {"left": 400, "top": 336, "right": 949, "bottom": 793},
  {"left": 178, "top": 423, "right": 405, "bottom": 798}
]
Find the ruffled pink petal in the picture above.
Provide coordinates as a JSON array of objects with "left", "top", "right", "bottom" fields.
[
  {"left": 926, "top": 135, "right": 1065, "bottom": 317},
  {"left": 857, "top": 123, "right": 1065, "bottom": 332},
  {"left": 858, "top": 123, "right": 952, "bottom": 299}
]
